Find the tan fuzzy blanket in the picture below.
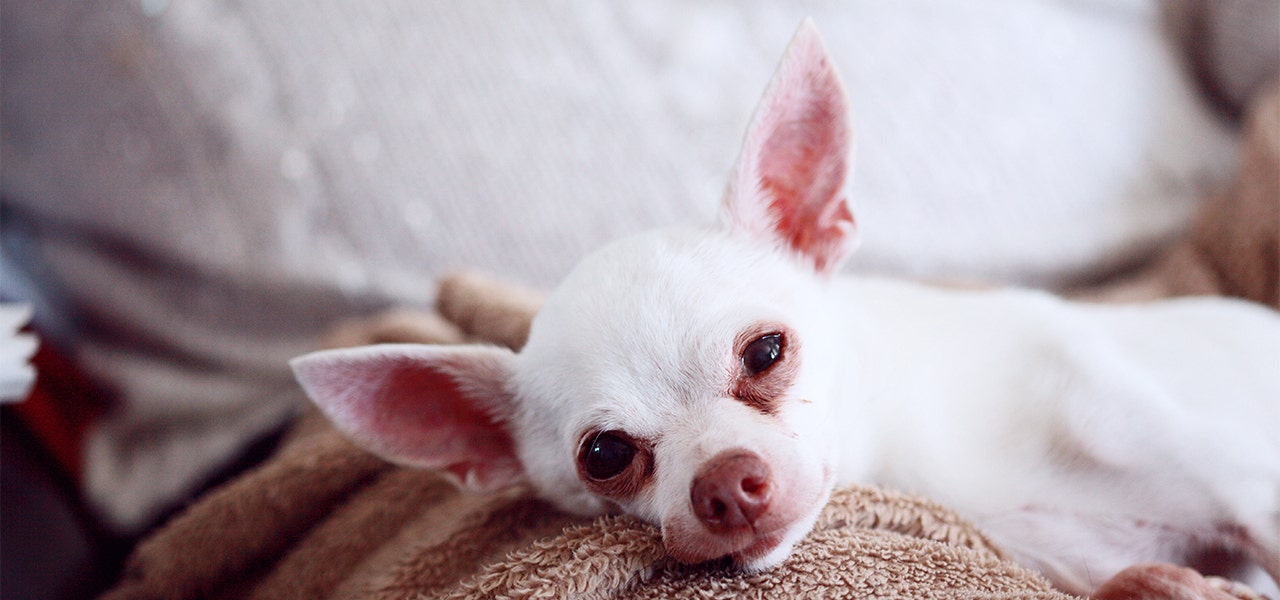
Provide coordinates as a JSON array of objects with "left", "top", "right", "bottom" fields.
[
  {"left": 102, "top": 272, "right": 1076, "bottom": 600},
  {"left": 103, "top": 85, "right": 1278, "bottom": 600}
]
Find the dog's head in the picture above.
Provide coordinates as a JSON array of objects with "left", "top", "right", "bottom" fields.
[{"left": 292, "top": 20, "right": 858, "bottom": 570}]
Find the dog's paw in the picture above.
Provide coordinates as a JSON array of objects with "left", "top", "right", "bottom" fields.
[
  {"left": 1092, "top": 563, "right": 1261, "bottom": 600},
  {"left": 1203, "top": 576, "right": 1266, "bottom": 600}
]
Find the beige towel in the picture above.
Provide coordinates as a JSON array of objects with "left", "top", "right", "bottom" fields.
[{"left": 103, "top": 272, "right": 1080, "bottom": 600}]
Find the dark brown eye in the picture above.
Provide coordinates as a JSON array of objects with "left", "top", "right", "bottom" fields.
[
  {"left": 582, "top": 431, "right": 636, "bottom": 480},
  {"left": 742, "top": 333, "right": 783, "bottom": 376}
]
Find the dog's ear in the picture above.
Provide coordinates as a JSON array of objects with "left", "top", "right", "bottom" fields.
[
  {"left": 722, "top": 20, "right": 857, "bottom": 276},
  {"left": 291, "top": 344, "right": 523, "bottom": 492}
]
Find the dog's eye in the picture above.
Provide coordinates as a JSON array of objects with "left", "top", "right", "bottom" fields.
[
  {"left": 582, "top": 431, "right": 636, "bottom": 480},
  {"left": 742, "top": 333, "right": 783, "bottom": 376}
]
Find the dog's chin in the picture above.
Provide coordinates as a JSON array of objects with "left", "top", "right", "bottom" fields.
[
  {"left": 661, "top": 501, "right": 825, "bottom": 570},
  {"left": 731, "top": 533, "right": 796, "bottom": 571},
  {"left": 662, "top": 524, "right": 796, "bottom": 568}
]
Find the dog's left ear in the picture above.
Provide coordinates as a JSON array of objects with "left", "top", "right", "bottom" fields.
[
  {"left": 291, "top": 344, "right": 524, "bottom": 493},
  {"left": 722, "top": 20, "right": 857, "bottom": 276}
]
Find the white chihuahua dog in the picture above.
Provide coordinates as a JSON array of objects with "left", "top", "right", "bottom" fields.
[{"left": 293, "top": 21, "right": 1280, "bottom": 595}]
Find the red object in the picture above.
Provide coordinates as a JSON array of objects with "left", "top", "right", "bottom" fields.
[{"left": 10, "top": 339, "right": 112, "bottom": 481}]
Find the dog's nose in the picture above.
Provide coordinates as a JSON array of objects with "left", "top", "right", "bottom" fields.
[{"left": 690, "top": 451, "right": 772, "bottom": 532}]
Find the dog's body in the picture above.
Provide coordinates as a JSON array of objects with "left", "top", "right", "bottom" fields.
[
  {"left": 294, "top": 22, "right": 1280, "bottom": 595},
  {"left": 830, "top": 277, "right": 1280, "bottom": 593}
]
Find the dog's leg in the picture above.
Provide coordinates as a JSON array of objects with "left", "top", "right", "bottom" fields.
[
  {"left": 979, "top": 508, "right": 1194, "bottom": 595},
  {"left": 975, "top": 476, "right": 1280, "bottom": 596},
  {"left": 1094, "top": 563, "right": 1268, "bottom": 600}
]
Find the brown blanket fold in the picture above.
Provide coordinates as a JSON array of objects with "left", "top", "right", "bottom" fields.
[{"left": 102, "top": 271, "right": 1081, "bottom": 600}]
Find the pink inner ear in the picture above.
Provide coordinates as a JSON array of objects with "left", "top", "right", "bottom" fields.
[
  {"left": 368, "top": 360, "right": 518, "bottom": 482},
  {"left": 726, "top": 21, "right": 857, "bottom": 276},
  {"left": 294, "top": 346, "right": 523, "bottom": 492},
  {"left": 756, "top": 80, "right": 854, "bottom": 274}
]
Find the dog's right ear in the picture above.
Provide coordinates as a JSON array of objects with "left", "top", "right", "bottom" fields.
[
  {"left": 291, "top": 344, "right": 524, "bottom": 493},
  {"left": 722, "top": 20, "right": 857, "bottom": 277}
]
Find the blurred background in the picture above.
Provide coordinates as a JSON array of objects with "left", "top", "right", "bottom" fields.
[{"left": 2, "top": 1, "right": 1276, "bottom": 598}]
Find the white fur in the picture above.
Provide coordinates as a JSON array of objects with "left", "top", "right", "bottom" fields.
[{"left": 833, "top": 279, "right": 1280, "bottom": 593}]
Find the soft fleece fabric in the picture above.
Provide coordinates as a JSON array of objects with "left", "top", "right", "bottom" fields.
[
  {"left": 105, "top": 254, "right": 1280, "bottom": 598},
  {"left": 102, "top": 272, "right": 1078, "bottom": 600}
]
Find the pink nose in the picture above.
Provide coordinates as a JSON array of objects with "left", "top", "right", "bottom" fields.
[{"left": 690, "top": 451, "right": 772, "bottom": 532}]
